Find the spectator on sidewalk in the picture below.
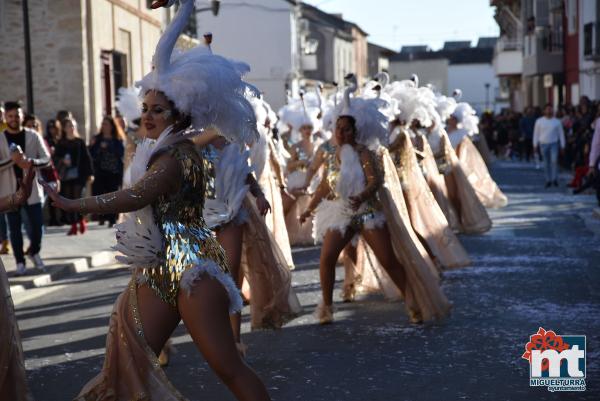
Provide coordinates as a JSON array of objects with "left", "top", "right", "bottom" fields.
[
  {"left": 0, "top": 105, "right": 7, "bottom": 254},
  {"left": 23, "top": 114, "right": 42, "bottom": 134},
  {"left": 56, "top": 110, "right": 73, "bottom": 127},
  {"left": 519, "top": 107, "right": 536, "bottom": 162},
  {"left": 0, "top": 212, "right": 8, "bottom": 255},
  {"left": 0, "top": 104, "right": 6, "bottom": 132},
  {"left": 44, "top": 119, "right": 63, "bottom": 226},
  {"left": 54, "top": 118, "right": 94, "bottom": 236},
  {"left": 89, "top": 116, "right": 125, "bottom": 227},
  {"left": 0, "top": 101, "right": 51, "bottom": 275},
  {"left": 588, "top": 108, "right": 600, "bottom": 208},
  {"left": 533, "top": 104, "right": 566, "bottom": 188}
]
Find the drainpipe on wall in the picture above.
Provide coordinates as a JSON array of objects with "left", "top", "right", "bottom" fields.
[{"left": 22, "top": 0, "right": 34, "bottom": 113}]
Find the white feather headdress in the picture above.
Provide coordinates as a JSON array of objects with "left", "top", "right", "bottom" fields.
[
  {"left": 452, "top": 102, "right": 479, "bottom": 134},
  {"left": 116, "top": 87, "right": 142, "bottom": 128},
  {"left": 136, "top": 0, "right": 258, "bottom": 145},
  {"left": 332, "top": 74, "right": 390, "bottom": 149}
]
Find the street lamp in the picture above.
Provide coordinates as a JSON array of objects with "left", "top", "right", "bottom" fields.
[
  {"left": 484, "top": 82, "right": 491, "bottom": 111},
  {"left": 22, "top": 0, "right": 34, "bottom": 113},
  {"left": 197, "top": 0, "right": 220, "bottom": 16}
]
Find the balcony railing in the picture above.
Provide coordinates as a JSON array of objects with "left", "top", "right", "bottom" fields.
[
  {"left": 496, "top": 36, "right": 523, "bottom": 52},
  {"left": 584, "top": 22, "right": 600, "bottom": 60},
  {"left": 525, "top": 26, "right": 563, "bottom": 55}
]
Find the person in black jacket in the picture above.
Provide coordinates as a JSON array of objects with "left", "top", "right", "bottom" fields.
[
  {"left": 89, "top": 116, "right": 125, "bottom": 227},
  {"left": 54, "top": 118, "right": 94, "bottom": 235}
]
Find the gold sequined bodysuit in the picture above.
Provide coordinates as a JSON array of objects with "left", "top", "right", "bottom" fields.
[
  {"left": 142, "top": 142, "right": 231, "bottom": 307},
  {"left": 324, "top": 144, "right": 383, "bottom": 232}
]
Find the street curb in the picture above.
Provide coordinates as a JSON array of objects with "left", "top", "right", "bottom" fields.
[{"left": 8, "top": 250, "right": 117, "bottom": 294}]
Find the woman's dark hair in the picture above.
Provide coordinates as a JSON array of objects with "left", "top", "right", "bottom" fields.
[
  {"left": 169, "top": 100, "right": 192, "bottom": 132},
  {"left": 143, "top": 90, "right": 192, "bottom": 132},
  {"left": 337, "top": 115, "right": 357, "bottom": 134},
  {"left": 46, "top": 119, "right": 62, "bottom": 139},
  {"left": 24, "top": 114, "right": 43, "bottom": 134},
  {"left": 56, "top": 110, "right": 73, "bottom": 125},
  {"left": 23, "top": 114, "right": 37, "bottom": 125},
  {"left": 100, "top": 115, "right": 126, "bottom": 141}
]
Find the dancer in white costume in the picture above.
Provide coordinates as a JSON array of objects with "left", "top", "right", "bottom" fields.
[
  {"left": 278, "top": 88, "right": 323, "bottom": 245},
  {"left": 44, "top": 1, "right": 270, "bottom": 399},
  {"left": 249, "top": 97, "right": 296, "bottom": 269},
  {"left": 299, "top": 86, "right": 362, "bottom": 302},
  {"left": 374, "top": 75, "right": 470, "bottom": 270},
  {"left": 301, "top": 74, "right": 451, "bottom": 324},
  {"left": 446, "top": 102, "right": 508, "bottom": 209}
]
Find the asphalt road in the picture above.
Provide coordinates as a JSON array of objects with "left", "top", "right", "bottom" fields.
[{"left": 14, "top": 161, "right": 600, "bottom": 401}]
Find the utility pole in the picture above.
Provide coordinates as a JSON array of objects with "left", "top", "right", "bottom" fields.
[{"left": 22, "top": 0, "right": 34, "bottom": 113}]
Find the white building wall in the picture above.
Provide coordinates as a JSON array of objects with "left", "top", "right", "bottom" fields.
[
  {"left": 388, "top": 59, "right": 449, "bottom": 95},
  {"left": 579, "top": 0, "right": 600, "bottom": 100},
  {"left": 333, "top": 37, "right": 354, "bottom": 84},
  {"left": 448, "top": 63, "right": 501, "bottom": 113},
  {"left": 196, "top": 0, "right": 298, "bottom": 109}
]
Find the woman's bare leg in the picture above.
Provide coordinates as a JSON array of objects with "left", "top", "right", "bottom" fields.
[
  {"left": 319, "top": 229, "right": 354, "bottom": 306},
  {"left": 281, "top": 191, "right": 295, "bottom": 215},
  {"left": 216, "top": 222, "right": 245, "bottom": 344},
  {"left": 341, "top": 243, "right": 358, "bottom": 302},
  {"left": 178, "top": 278, "right": 271, "bottom": 401},
  {"left": 361, "top": 225, "right": 407, "bottom": 296},
  {"left": 136, "top": 284, "right": 181, "bottom": 355}
]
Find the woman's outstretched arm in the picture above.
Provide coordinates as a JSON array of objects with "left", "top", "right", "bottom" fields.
[
  {"left": 0, "top": 164, "right": 35, "bottom": 212},
  {"left": 44, "top": 153, "right": 180, "bottom": 215}
]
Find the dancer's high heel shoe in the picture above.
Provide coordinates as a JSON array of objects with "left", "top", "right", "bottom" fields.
[
  {"left": 341, "top": 283, "right": 356, "bottom": 303},
  {"left": 315, "top": 302, "right": 334, "bottom": 325},
  {"left": 158, "top": 340, "right": 173, "bottom": 367},
  {"left": 67, "top": 223, "right": 77, "bottom": 236},
  {"left": 0, "top": 239, "right": 10, "bottom": 255},
  {"left": 408, "top": 307, "right": 423, "bottom": 324}
]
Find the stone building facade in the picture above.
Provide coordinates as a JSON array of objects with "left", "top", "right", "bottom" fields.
[{"left": 0, "top": 0, "right": 170, "bottom": 141}]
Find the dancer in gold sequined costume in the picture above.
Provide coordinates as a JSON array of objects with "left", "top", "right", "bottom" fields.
[
  {"left": 301, "top": 75, "right": 451, "bottom": 324},
  {"left": 43, "top": 1, "right": 271, "bottom": 399}
]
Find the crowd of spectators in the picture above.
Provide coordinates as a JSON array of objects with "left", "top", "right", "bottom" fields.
[
  {"left": 0, "top": 101, "right": 126, "bottom": 275},
  {"left": 480, "top": 96, "right": 600, "bottom": 207}
]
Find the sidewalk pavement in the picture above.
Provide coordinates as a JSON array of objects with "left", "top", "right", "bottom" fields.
[{"left": 1, "top": 222, "right": 117, "bottom": 292}]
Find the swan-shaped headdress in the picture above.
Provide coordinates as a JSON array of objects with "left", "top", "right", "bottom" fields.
[
  {"left": 334, "top": 73, "right": 389, "bottom": 149},
  {"left": 136, "top": 0, "right": 258, "bottom": 145}
]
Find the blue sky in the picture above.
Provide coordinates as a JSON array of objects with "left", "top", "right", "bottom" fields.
[{"left": 302, "top": 0, "right": 500, "bottom": 51}]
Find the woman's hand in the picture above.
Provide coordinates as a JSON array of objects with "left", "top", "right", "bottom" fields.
[
  {"left": 41, "top": 181, "right": 76, "bottom": 212},
  {"left": 348, "top": 195, "right": 363, "bottom": 211},
  {"left": 280, "top": 187, "right": 295, "bottom": 202},
  {"left": 12, "top": 162, "right": 35, "bottom": 206},
  {"left": 11, "top": 150, "right": 31, "bottom": 170},
  {"left": 299, "top": 210, "right": 312, "bottom": 225},
  {"left": 150, "top": 0, "right": 170, "bottom": 9},
  {"left": 255, "top": 194, "right": 271, "bottom": 216}
]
